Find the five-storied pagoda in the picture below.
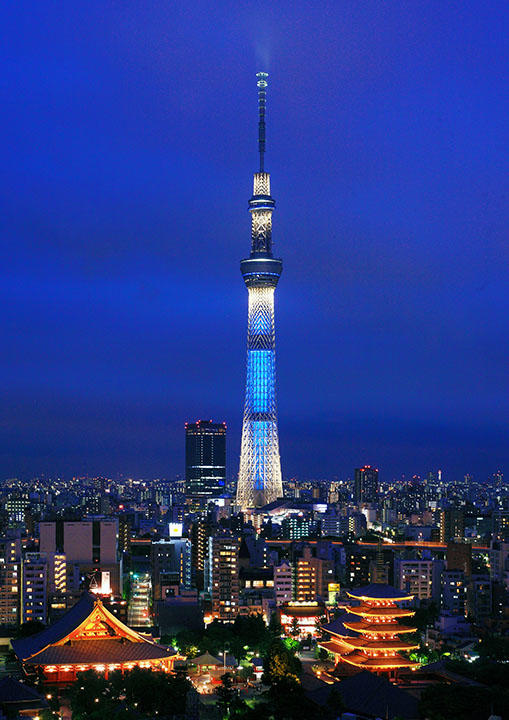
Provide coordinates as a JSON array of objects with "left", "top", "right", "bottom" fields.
[{"left": 236, "top": 73, "right": 283, "bottom": 510}]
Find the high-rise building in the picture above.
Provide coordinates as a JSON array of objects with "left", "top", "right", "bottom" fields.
[
  {"left": 274, "top": 560, "right": 293, "bottom": 606},
  {"left": 236, "top": 73, "right": 283, "bottom": 510},
  {"left": 0, "top": 537, "right": 21, "bottom": 625},
  {"left": 128, "top": 572, "right": 152, "bottom": 627},
  {"left": 466, "top": 574, "right": 492, "bottom": 624},
  {"left": 190, "top": 518, "right": 214, "bottom": 591},
  {"left": 395, "top": 557, "right": 441, "bottom": 601},
  {"left": 441, "top": 569, "right": 467, "bottom": 615},
  {"left": 446, "top": 540, "right": 472, "bottom": 576},
  {"left": 39, "top": 519, "right": 120, "bottom": 594},
  {"left": 22, "top": 552, "right": 48, "bottom": 624},
  {"left": 354, "top": 466, "right": 379, "bottom": 504},
  {"left": 151, "top": 538, "right": 192, "bottom": 600},
  {"left": 205, "top": 534, "right": 240, "bottom": 621},
  {"left": 293, "top": 545, "right": 332, "bottom": 602},
  {"left": 439, "top": 508, "right": 464, "bottom": 543},
  {"left": 185, "top": 420, "right": 226, "bottom": 499}
]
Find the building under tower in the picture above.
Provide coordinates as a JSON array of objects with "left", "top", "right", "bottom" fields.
[{"left": 236, "top": 72, "right": 283, "bottom": 510}]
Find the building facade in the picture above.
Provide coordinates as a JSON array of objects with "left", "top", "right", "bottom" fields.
[
  {"left": 206, "top": 534, "right": 240, "bottom": 622},
  {"left": 0, "top": 537, "right": 20, "bottom": 625}
]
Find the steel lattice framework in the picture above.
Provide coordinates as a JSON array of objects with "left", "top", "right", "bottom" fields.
[{"left": 236, "top": 73, "right": 283, "bottom": 509}]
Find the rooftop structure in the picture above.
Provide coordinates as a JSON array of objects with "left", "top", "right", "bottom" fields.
[
  {"left": 319, "top": 584, "right": 419, "bottom": 676},
  {"left": 12, "top": 593, "right": 182, "bottom": 683}
]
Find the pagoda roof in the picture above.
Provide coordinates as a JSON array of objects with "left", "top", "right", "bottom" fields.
[
  {"left": 22, "top": 639, "right": 175, "bottom": 666},
  {"left": 336, "top": 637, "right": 419, "bottom": 652},
  {"left": 319, "top": 639, "right": 354, "bottom": 655},
  {"left": 12, "top": 592, "right": 176, "bottom": 666},
  {"left": 347, "top": 584, "right": 413, "bottom": 601},
  {"left": 348, "top": 604, "right": 414, "bottom": 618},
  {"left": 321, "top": 614, "right": 357, "bottom": 638},
  {"left": 341, "top": 651, "right": 419, "bottom": 669},
  {"left": 343, "top": 620, "right": 417, "bottom": 635}
]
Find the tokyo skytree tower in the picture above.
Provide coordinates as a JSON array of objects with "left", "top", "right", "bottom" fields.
[{"left": 236, "top": 72, "right": 283, "bottom": 510}]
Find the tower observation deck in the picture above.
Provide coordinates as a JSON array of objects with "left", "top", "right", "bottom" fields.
[{"left": 236, "top": 72, "right": 283, "bottom": 510}]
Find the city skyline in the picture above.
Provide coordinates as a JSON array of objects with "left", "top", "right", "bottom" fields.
[{"left": 2, "top": 2, "right": 508, "bottom": 481}]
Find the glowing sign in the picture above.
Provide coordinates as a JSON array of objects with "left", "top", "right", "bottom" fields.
[{"left": 169, "top": 523, "right": 183, "bottom": 538}]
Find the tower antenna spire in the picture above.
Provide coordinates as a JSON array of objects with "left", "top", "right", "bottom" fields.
[{"left": 256, "top": 72, "right": 268, "bottom": 172}]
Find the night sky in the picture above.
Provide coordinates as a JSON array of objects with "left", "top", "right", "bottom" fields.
[{"left": 2, "top": 2, "right": 508, "bottom": 482}]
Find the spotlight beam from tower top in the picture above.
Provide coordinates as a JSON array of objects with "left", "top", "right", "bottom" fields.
[{"left": 257, "top": 71, "right": 268, "bottom": 172}]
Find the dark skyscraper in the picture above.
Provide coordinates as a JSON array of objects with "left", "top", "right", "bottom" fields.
[
  {"left": 354, "top": 466, "right": 379, "bottom": 504},
  {"left": 185, "top": 420, "right": 226, "bottom": 499}
]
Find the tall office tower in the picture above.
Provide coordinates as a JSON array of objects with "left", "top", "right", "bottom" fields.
[
  {"left": 354, "top": 465, "right": 379, "bottom": 504},
  {"left": 205, "top": 534, "right": 240, "bottom": 621},
  {"left": 0, "top": 537, "right": 21, "bottom": 625},
  {"left": 185, "top": 420, "right": 226, "bottom": 499},
  {"left": 439, "top": 508, "right": 465, "bottom": 543},
  {"left": 236, "top": 72, "right": 283, "bottom": 510}
]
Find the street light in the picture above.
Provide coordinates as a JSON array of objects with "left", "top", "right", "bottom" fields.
[{"left": 223, "top": 643, "right": 230, "bottom": 671}]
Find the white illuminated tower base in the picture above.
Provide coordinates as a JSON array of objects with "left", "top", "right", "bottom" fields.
[{"left": 236, "top": 73, "right": 283, "bottom": 510}]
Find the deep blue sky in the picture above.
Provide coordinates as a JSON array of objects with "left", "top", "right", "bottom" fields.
[{"left": 1, "top": 1, "right": 508, "bottom": 482}]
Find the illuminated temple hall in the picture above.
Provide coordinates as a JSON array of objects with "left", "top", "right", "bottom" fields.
[
  {"left": 319, "top": 584, "right": 420, "bottom": 676},
  {"left": 12, "top": 593, "right": 182, "bottom": 682}
]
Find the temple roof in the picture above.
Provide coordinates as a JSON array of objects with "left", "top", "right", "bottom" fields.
[
  {"left": 347, "top": 584, "right": 413, "bottom": 601},
  {"left": 0, "top": 676, "right": 49, "bottom": 709},
  {"left": 192, "top": 652, "right": 222, "bottom": 666},
  {"left": 309, "top": 670, "right": 420, "bottom": 719},
  {"left": 12, "top": 593, "right": 96, "bottom": 661},
  {"left": 23, "top": 639, "right": 175, "bottom": 666},
  {"left": 12, "top": 592, "right": 176, "bottom": 666},
  {"left": 280, "top": 603, "right": 325, "bottom": 618}
]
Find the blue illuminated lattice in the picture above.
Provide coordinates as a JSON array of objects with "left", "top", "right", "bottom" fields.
[
  {"left": 247, "top": 350, "right": 274, "bottom": 412},
  {"left": 252, "top": 420, "right": 270, "bottom": 490}
]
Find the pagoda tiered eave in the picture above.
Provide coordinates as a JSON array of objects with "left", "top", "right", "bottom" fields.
[
  {"left": 341, "top": 651, "right": 419, "bottom": 670},
  {"left": 347, "top": 604, "right": 414, "bottom": 618},
  {"left": 342, "top": 620, "right": 417, "bottom": 635}
]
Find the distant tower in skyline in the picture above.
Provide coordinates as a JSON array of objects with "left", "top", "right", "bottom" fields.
[
  {"left": 236, "top": 72, "right": 283, "bottom": 510},
  {"left": 185, "top": 420, "right": 226, "bottom": 499}
]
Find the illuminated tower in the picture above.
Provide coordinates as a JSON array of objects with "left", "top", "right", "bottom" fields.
[{"left": 236, "top": 72, "right": 283, "bottom": 509}]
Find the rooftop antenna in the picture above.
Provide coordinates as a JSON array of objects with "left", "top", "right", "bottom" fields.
[{"left": 256, "top": 71, "right": 268, "bottom": 172}]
